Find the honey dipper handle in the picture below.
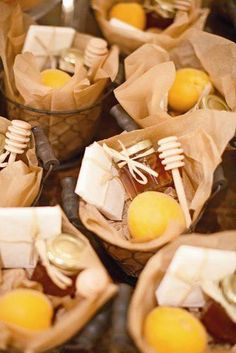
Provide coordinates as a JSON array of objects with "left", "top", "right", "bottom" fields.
[
  {"left": 8, "top": 152, "right": 17, "bottom": 164},
  {"left": 172, "top": 168, "right": 192, "bottom": 228}
]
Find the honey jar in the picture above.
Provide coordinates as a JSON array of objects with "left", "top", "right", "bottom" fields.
[
  {"left": 59, "top": 48, "right": 84, "bottom": 74},
  {"left": 116, "top": 139, "right": 173, "bottom": 199},
  {"left": 46, "top": 233, "right": 86, "bottom": 275},
  {"left": 221, "top": 272, "right": 236, "bottom": 305}
]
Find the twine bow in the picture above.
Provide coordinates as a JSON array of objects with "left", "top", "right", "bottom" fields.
[{"left": 103, "top": 141, "right": 158, "bottom": 185}]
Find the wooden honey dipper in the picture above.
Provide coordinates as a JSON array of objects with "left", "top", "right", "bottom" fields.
[
  {"left": 158, "top": 136, "right": 192, "bottom": 228},
  {"left": 84, "top": 38, "right": 108, "bottom": 69},
  {"left": 174, "top": 0, "right": 192, "bottom": 11},
  {"left": 0, "top": 120, "right": 31, "bottom": 166}
]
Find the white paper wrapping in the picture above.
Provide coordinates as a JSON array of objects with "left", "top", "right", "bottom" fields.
[
  {"left": 156, "top": 245, "right": 236, "bottom": 307},
  {"left": 0, "top": 206, "right": 62, "bottom": 268},
  {"left": 75, "top": 142, "right": 125, "bottom": 221},
  {"left": 23, "top": 25, "right": 76, "bottom": 69}
]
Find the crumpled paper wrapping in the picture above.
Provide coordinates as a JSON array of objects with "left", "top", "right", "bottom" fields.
[
  {"left": 114, "top": 29, "right": 236, "bottom": 128},
  {"left": 0, "top": 212, "right": 117, "bottom": 353},
  {"left": 0, "top": 116, "right": 42, "bottom": 207},
  {"left": 13, "top": 43, "right": 119, "bottom": 111},
  {"left": 92, "top": 0, "right": 209, "bottom": 55},
  {"left": 79, "top": 112, "right": 236, "bottom": 276},
  {"left": 128, "top": 231, "right": 236, "bottom": 353}
]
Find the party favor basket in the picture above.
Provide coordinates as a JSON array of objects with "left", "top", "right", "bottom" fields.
[
  {"left": 128, "top": 231, "right": 236, "bottom": 353},
  {"left": 0, "top": 210, "right": 117, "bottom": 353},
  {"left": 0, "top": 1, "right": 120, "bottom": 162},
  {"left": 78, "top": 109, "right": 236, "bottom": 277}
]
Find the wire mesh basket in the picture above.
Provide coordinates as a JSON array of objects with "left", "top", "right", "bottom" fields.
[{"left": 3, "top": 88, "right": 112, "bottom": 162}]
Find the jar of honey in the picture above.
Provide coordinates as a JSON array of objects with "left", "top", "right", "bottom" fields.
[{"left": 116, "top": 139, "right": 173, "bottom": 199}]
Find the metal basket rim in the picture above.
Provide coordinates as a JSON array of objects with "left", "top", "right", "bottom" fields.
[{"left": 0, "top": 81, "right": 115, "bottom": 116}]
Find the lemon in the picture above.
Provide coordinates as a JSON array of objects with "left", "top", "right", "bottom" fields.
[
  {"left": 40, "top": 69, "right": 71, "bottom": 89},
  {"left": 0, "top": 289, "right": 53, "bottom": 332},
  {"left": 168, "top": 68, "right": 211, "bottom": 113},
  {"left": 144, "top": 307, "right": 207, "bottom": 353},
  {"left": 127, "top": 191, "right": 185, "bottom": 242},
  {"left": 109, "top": 3, "right": 146, "bottom": 30}
]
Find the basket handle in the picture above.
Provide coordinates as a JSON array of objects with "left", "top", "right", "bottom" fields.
[
  {"left": 61, "top": 177, "right": 80, "bottom": 225},
  {"left": 109, "top": 104, "right": 139, "bottom": 131},
  {"left": 32, "top": 126, "right": 59, "bottom": 170},
  {"left": 110, "top": 284, "right": 138, "bottom": 353},
  {"left": 63, "top": 301, "right": 113, "bottom": 352}
]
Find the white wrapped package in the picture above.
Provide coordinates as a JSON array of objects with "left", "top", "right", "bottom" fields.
[
  {"left": 0, "top": 206, "right": 62, "bottom": 268},
  {"left": 156, "top": 245, "right": 236, "bottom": 308},
  {"left": 75, "top": 142, "right": 125, "bottom": 221},
  {"left": 23, "top": 25, "right": 75, "bottom": 69}
]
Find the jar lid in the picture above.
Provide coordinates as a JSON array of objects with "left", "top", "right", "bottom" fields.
[
  {"left": 221, "top": 273, "right": 236, "bottom": 305},
  {"left": 60, "top": 48, "right": 84, "bottom": 66},
  {"left": 47, "top": 233, "right": 86, "bottom": 272},
  {"left": 0, "top": 133, "right": 5, "bottom": 155},
  {"left": 123, "top": 139, "right": 154, "bottom": 157},
  {"left": 200, "top": 95, "right": 230, "bottom": 111}
]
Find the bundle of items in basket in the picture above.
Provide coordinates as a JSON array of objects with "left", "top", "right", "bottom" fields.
[
  {"left": 108, "top": 0, "right": 193, "bottom": 32},
  {"left": 129, "top": 232, "right": 236, "bottom": 353},
  {"left": 92, "top": 0, "right": 208, "bottom": 54},
  {"left": 114, "top": 38, "right": 234, "bottom": 130},
  {"left": 0, "top": 205, "right": 115, "bottom": 351},
  {"left": 11, "top": 24, "right": 118, "bottom": 109},
  {"left": 76, "top": 134, "right": 191, "bottom": 245},
  {"left": 0, "top": 2, "right": 120, "bottom": 160}
]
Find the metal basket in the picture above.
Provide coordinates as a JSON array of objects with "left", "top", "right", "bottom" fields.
[{"left": 3, "top": 86, "right": 113, "bottom": 162}]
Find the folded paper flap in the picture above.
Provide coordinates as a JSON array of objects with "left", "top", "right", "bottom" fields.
[
  {"left": 0, "top": 206, "right": 62, "bottom": 242},
  {"left": 128, "top": 231, "right": 236, "bottom": 353},
  {"left": 124, "top": 44, "right": 170, "bottom": 80},
  {"left": 180, "top": 127, "right": 222, "bottom": 215},
  {"left": 0, "top": 2, "right": 32, "bottom": 98},
  {"left": 115, "top": 61, "right": 176, "bottom": 120},
  {"left": 0, "top": 211, "right": 118, "bottom": 353},
  {"left": 79, "top": 201, "right": 184, "bottom": 251}
]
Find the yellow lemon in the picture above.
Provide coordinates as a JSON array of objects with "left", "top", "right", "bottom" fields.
[
  {"left": 144, "top": 307, "right": 207, "bottom": 353},
  {"left": 127, "top": 191, "right": 185, "bottom": 242},
  {"left": 40, "top": 69, "right": 71, "bottom": 89},
  {"left": 168, "top": 68, "right": 211, "bottom": 113},
  {"left": 0, "top": 289, "right": 53, "bottom": 332},
  {"left": 109, "top": 3, "right": 146, "bottom": 30}
]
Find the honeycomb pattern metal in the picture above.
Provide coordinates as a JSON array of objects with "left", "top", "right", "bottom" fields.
[
  {"left": 6, "top": 101, "right": 101, "bottom": 161},
  {"left": 102, "top": 240, "right": 157, "bottom": 277}
]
